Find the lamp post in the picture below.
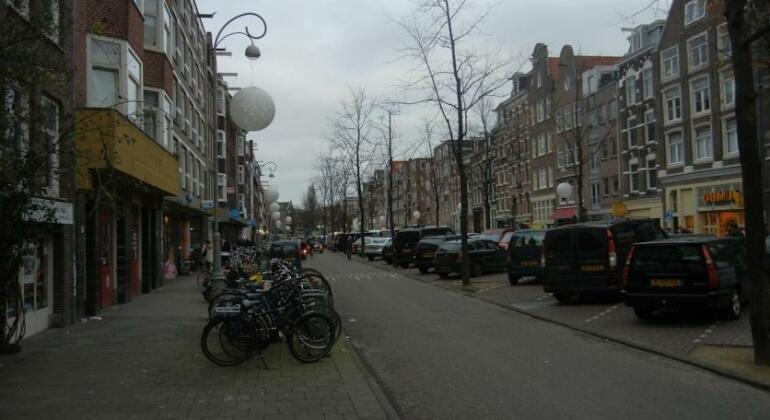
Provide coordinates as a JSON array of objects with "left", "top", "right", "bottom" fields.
[{"left": 209, "top": 12, "right": 269, "bottom": 285}]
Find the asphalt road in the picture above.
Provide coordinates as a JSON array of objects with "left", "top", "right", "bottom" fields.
[{"left": 307, "top": 252, "right": 770, "bottom": 420}]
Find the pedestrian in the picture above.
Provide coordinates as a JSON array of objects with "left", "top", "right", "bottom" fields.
[
  {"left": 346, "top": 235, "right": 353, "bottom": 260},
  {"left": 201, "top": 240, "right": 211, "bottom": 269}
]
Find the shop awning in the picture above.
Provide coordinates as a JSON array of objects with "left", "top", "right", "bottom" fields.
[{"left": 552, "top": 206, "right": 577, "bottom": 220}]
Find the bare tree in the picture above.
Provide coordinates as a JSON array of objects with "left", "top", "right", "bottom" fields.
[
  {"left": 724, "top": 0, "right": 770, "bottom": 365},
  {"left": 398, "top": 0, "right": 512, "bottom": 285},
  {"left": 472, "top": 98, "right": 496, "bottom": 229},
  {"left": 329, "top": 88, "right": 377, "bottom": 253},
  {"left": 302, "top": 183, "right": 319, "bottom": 235}
]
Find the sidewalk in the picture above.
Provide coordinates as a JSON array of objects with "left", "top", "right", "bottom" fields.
[{"left": 0, "top": 273, "right": 394, "bottom": 420}]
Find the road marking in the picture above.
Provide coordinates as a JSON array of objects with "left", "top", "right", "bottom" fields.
[{"left": 692, "top": 323, "right": 718, "bottom": 343}]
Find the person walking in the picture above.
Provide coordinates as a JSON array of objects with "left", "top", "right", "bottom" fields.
[{"left": 346, "top": 235, "right": 353, "bottom": 260}]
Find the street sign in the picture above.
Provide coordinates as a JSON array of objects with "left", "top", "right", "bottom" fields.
[
  {"left": 664, "top": 208, "right": 674, "bottom": 222},
  {"left": 201, "top": 200, "right": 214, "bottom": 210}
]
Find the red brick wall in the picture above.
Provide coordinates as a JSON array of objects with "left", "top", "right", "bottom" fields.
[{"left": 144, "top": 51, "right": 173, "bottom": 96}]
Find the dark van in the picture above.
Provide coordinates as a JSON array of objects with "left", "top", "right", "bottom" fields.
[
  {"left": 507, "top": 229, "right": 546, "bottom": 285},
  {"left": 393, "top": 226, "right": 454, "bottom": 268},
  {"left": 542, "top": 218, "right": 666, "bottom": 302}
]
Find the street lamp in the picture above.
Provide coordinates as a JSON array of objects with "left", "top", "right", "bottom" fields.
[
  {"left": 208, "top": 12, "right": 269, "bottom": 286},
  {"left": 258, "top": 161, "right": 278, "bottom": 179}
]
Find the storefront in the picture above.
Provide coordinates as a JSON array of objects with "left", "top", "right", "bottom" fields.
[
  {"left": 17, "top": 238, "right": 54, "bottom": 337},
  {"left": 664, "top": 180, "right": 744, "bottom": 235},
  {"left": 530, "top": 194, "right": 555, "bottom": 229},
  {"left": 620, "top": 197, "right": 663, "bottom": 223}
]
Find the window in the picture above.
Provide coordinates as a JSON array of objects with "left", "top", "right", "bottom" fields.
[
  {"left": 180, "top": 146, "right": 187, "bottom": 190},
  {"left": 163, "top": 4, "right": 173, "bottom": 56},
  {"left": 143, "top": 0, "right": 158, "bottom": 47},
  {"left": 601, "top": 140, "right": 609, "bottom": 159},
  {"left": 724, "top": 117, "right": 739, "bottom": 155},
  {"left": 626, "top": 116, "right": 637, "bottom": 148},
  {"left": 693, "top": 125, "right": 713, "bottom": 161},
  {"left": 688, "top": 33, "right": 708, "bottom": 70},
  {"left": 684, "top": 0, "right": 706, "bottom": 25},
  {"left": 720, "top": 69, "right": 735, "bottom": 109},
  {"left": 646, "top": 159, "right": 657, "bottom": 190},
  {"left": 644, "top": 110, "right": 656, "bottom": 143},
  {"left": 610, "top": 137, "right": 618, "bottom": 157},
  {"left": 216, "top": 130, "right": 225, "bottom": 158},
  {"left": 43, "top": 0, "right": 60, "bottom": 42},
  {"left": 603, "top": 178, "right": 610, "bottom": 197},
  {"left": 538, "top": 134, "right": 546, "bottom": 157},
  {"left": 557, "top": 143, "right": 567, "bottom": 169},
  {"left": 642, "top": 68, "right": 653, "bottom": 99},
  {"left": 39, "top": 96, "right": 59, "bottom": 195},
  {"left": 667, "top": 131, "right": 684, "bottom": 165},
  {"left": 608, "top": 100, "right": 616, "bottom": 120},
  {"left": 612, "top": 175, "right": 620, "bottom": 195},
  {"left": 625, "top": 75, "right": 636, "bottom": 105},
  {"left": 536, "top": 100, "right": 545, "bottom": 123},
  {"left": 690, "top": 77, "right": 711, "bottom": 114},
  {"left": 629, "top": 162, "right": 639, "bottom": 193},
  {"left": 718, "top": 24, "right": 732, "bottom": 59},
  {"left": 538, "top": 168, "right": 547, "bottom": 191},
  {"left": 91, "top": 68, "right": 118, "bottom": 108},
  {"left": 664, "top": 86, "right": 682, "bottom": 122},
  {"left": 217, "top": 174, "right": 226, "bottom": 202},
  {"left": 239, "top": 194, "right": 246, "bottom": 214},
  {"left": 537, "top": 72, "right": 542, "bottom": 88},
  {"left": 193, "top": 158, "right": 199, "bottom": 196},
  {"left": 237, "top": 135, "right": 245, "bottom": 156},
  {"left": 590, "top": 152, "right": 599, "bottom": 173},
  {"left": 591, "top": 182, "right": 601, "bottom": 207},
  {"left": 661, "top": 47, "right": 679, "bottom": 80},
  {"left": 548, "top": 166, "right": 553, "bottom": 187},
  {"left": 142, "top": 90, "right": 159, "bottom": 139},
  {"left": 237, "top": 165, "right": 245, "bottom": 184}
]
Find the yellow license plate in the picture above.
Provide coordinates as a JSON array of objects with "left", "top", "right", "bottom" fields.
[
  {"left": 651, "top": 278, "right": 681, "bottom": 287},
  {"left": 521, "top": 260, "right": 538, "bottom": 267},
  {"left": 581, "top": 265, "right": 605, "bottom": 272},
  {"left": 423, "top": 252, "right": 435, "bottom": 258}
]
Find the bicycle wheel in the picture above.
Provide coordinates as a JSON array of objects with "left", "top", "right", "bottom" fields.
[
  {"left": 300, "top": 269, "right": 334, "bottom": 305},
  {"left": 286, "top": 313, "right": 335, "bottom": 363},
  {"left": 196, "top": 270, "right": 210, "bottom": 289},
  {"left": 201, "top": 316, "right": 268, "bottom": 367}
]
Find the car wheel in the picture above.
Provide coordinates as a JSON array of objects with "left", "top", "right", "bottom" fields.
[
  {"left": 720, "top": 288, "right": 742, "bottom": 320},
  {"left": 471, "top": 262, "right": 483, "bottom": 277},
  {"left": 438, "top": 272, "right": 449, "bottom": 279},
  {"left": 418, "top": 266, "right": 428, "bottom": 274},
  {"left": 508, "top": 274, "right": 520, "bottom": 286},
  {"left": 633, "top": 305, "right": 655, "bottom": 320}
]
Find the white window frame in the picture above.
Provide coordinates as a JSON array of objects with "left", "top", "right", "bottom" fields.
[
  {"left": 684, "top": 0, "right": 706, "bottom": 26},
  {"left": 625, "top": 75, "right": 636, "bottom": 105},
  {"left": 666, "top": 130, "right": 684, "bottom": 167},
  {"left": 688, "top": 32, "right": 709, "bottom": 72},
  {"left": 692, "top": 124, "right": 713, "bottom": 162},
  {"left": 723, "top": 116, "right": 739, "bottom": 157},
  {"left": 237, "top": 164, "right": 245, "bottom": 184},
  {"left": 720, "top": 68, "right": 735, "bottom": 110},
  {"left": 663, "top": 85, "right": 682, "bottom": 123},
  {"left": 642, "top": 68, "right": 653, "bottom": 99},
  {"left": 644, "top": 110, "right": 656, "bottom": 143},
  {"left": 591, "top": 181, "right": 601, "bottom": 207},
  {"left": 646, "top": 157, "right": 657, "bottom": 191},
  {"left": 626, "top": 116, "right": 637, "bottom": 149},
  {"left": 216, "top": 130, "right": 225, "bottom": 159},
  {"left": 217, "top": 173, "right": 226, "bottom": 202},
  {"left": 690, "top": 75, "right": 711, "bottom": 116},
  {"left": 86, "top": 35, "right": 143, "bottom": 118},
  {"left": 717, "top": 24, "right": 732, "bottom": 60},
  {"left": 629, "top": 160, "right": 639, "bottom": 193},
  {"left": 661, "top": 46, "right": 680, "bottom": 81}
]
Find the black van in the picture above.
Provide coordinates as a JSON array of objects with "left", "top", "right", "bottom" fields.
[
  {"left": 393, "top": 226, "right": 454, "bottom": 268},
  {"left": 542, "top": 218, "right": 666, "bottom": 302},
  {"left": 507, "top": 229, "right": 546, "bottom": 285}
]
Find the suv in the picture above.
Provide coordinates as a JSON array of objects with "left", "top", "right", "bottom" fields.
[
  {"left": 433, "top": 238, "right": 507, "bottom": 278},
  {"left": 622, "top": 236, "right": 745, "bottom": 320},
  {"left": 480, "top": 228, "right": 515, "bottom": 251},
  {"left": 414, "top": 235, "right": 460, "bottom": 273},
  {"left": 393, "top": 226, "right": 454, "bottom": 268},
  {"left": 542, "top": 218, "right": 666, "bottom": 303},
  {"left": 507, "top": 229, "right": 546, "bottom": 285}
]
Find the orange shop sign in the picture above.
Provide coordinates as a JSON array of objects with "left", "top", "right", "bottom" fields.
[{"left": 703, "top": 190, "right": 741, "bottom": 205}]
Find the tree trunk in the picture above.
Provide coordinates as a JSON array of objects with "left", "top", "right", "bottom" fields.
[
  {"left": 388, "top": 113, "right": 396, "bottom": 239},
  {"left": 725, "top": 0, "right": 770, "bottom": 365},
  {"left": 458, "top": 154, "right": 471, "bottom": 285}
]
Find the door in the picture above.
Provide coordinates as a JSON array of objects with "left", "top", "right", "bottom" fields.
[
  {"left": 544, "top": 229, "right": 574, "bottom": 286},
  {"left": 116, "top": 215, "right": 129, "bottom": 303},
  {"left": 17, "top": 238, "right": 54, "bottom": 337}
]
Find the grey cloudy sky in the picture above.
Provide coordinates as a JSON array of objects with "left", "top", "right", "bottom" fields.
[{"left": 197, "top": 0, "right": 669, "bottom": 204}]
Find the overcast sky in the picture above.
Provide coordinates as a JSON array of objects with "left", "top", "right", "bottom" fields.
[{"left": 197, "top": 0, "right": 670, "bottom": 205}]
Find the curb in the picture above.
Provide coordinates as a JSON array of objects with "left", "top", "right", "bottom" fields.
[
  {"left": 339, "top": 335, "right": 403, "bottom": 420},
  {"left": 350, "top": 254, "right": 770, "bottom": 393}
]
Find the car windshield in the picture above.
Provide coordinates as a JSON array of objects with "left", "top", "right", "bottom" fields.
[
  {"left": 479, "top": 231, "right": 503, "bottom": 241},
  {"left": 514, "top": 231, "right": 544, "bottom": 247}
]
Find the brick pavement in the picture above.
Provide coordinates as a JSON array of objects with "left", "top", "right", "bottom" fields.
[{"left": 0, "top": 274, "right": 393, "bottom": 420}]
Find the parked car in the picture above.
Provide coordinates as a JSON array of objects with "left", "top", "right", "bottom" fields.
[
  {"left": 433, "top": 238, "right": 507, "bottom": 279},
  {"left": 507, "top": 229, "right": 546, "bottom": 285},
  {"left": 268, "top": 240, "right": 302, "bottom": 267},
  {"left": 480, "top": 228, "right": 515, "bottom": 250},
  {"left": 622, "top": 236, "right": 745, "bottom": 320},
  {"left": 393, "top": 226, "right": 455, "bottom": 268},
  {"left": 542, "top": 218, "right": 667, "bottom": 303},
  {"left": 364, "top": 237, "right": 391, "bottom": 260},
  {"left": 414, "top": 236, "right": 454, "bottom": 273},
  {"left": 382, "top": 240, "right": 394, "bottom": 264}
]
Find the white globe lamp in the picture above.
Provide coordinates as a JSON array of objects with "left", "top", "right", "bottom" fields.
[
  {"left": 264, "top": 187, "right": 279, "bottom": 204},
  {"left": 229, "top": 86, "right": 276, "bottom": 132},
  {"left": 556, "top": 182, "right": 573, "bottom": 202},
  {"left": 412, "top": 210, "right": 421, "bottom": 222},
  {"left": 272, "top": 211, "right": 281, "bottom": 220},
  {"left": 268, "top": 202, "right": 280, "bottom": 213},
  {"left": 284, "top": 216, "right": 292, "bottom": 225}
]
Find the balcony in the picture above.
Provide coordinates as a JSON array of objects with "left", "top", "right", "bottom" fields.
[{"left": 75, "top": 109, "right": 180, "bottom": 196}]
